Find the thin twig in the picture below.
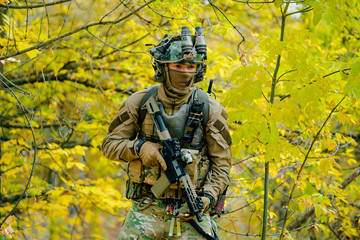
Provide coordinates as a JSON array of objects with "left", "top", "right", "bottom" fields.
[
  {"left": 279, "top": 95, "right": 347, "bottom": 239},
  {"left": 100, "top": 2, "right": 122, "bottom": 22},
  {"left": 285, "top": 6, "right": 313, "bottom": 17},
  {"left": 208, "top": 0, "right": 246, "bottom": 45},
  {"left": 225, "top": 197, "right": 261, "bottom": 214},
  {"left": 57, "top": 0, "right": 73, "bottom": 37},
  {"left": 24, "top": 0, "right": 29, "bottom": 37},
  {"left": 232, "top": 0, "right": 274, "bottom": 3},
  {"left": 218, "top": 223, "right": 314, "bottom": 236},
  {"left": 144, "top": 0, "right": 190, "bottom": 20},
  {"left": 0, "top": 71, "right": 31, "bottom": 96},
  {"left": 0, "top": 74, "right": 38, "bottom": 228},
  {"left": 86, "top": 29, "right": 149, "bottom": 54},
  {"left": 94, "top": 33, "right": 150, "bottom": 59},
  {"left": 42, "top": 0, "right": 51, "bottom": 38},
  {"left": 277, "top": 69, "right": 297, "bottom": 81}
]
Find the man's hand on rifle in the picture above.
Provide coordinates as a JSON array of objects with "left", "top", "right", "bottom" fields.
[
  {"left": 177, "top": 196, "right": 210, "bottom": 222},
  {"left": 138, "top": 141, "right": 167, "bottom": 170}
]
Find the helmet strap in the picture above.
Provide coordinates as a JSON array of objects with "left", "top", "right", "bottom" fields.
[{"left": 185, "top": 71, "right": 198, "bottom": 86}]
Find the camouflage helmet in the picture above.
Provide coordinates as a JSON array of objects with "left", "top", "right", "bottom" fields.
[{"left": 150, "top": 27, "right": 207, "bottom": 83}]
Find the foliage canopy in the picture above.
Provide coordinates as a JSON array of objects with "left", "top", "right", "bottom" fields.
[{"left": 0, "top": 0, "right": 359, "bottom": 239}]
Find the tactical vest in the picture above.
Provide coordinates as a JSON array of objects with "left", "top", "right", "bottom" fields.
[{"left": 126, "top": 85, "right": 211, "bottom": 200}]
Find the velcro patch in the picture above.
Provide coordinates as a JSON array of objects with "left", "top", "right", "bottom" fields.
[
  {"left": 214, "top": 120, "right": 232, "bottom": 145},
  {"left": 120, "top": 112, "right": 130, "bottom": 122},
  {"left": 108, "top": 117, "right": 121, "bottom": 133},
  {"left": 221, "top": 128, "right": 232, "bottom": 145},
  {"left": 221, "top": 109, "right": 228, "bottom": 119},
  {"left": 108, "top": 112, "right": 131, "bottom": 133},
  {"left": 214, "top": 120, "right": 225, "bottom": 131}
]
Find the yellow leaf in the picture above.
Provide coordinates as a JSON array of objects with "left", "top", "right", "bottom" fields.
[
  {"left": 314, "top": 148, "right": 322, "bottom": 153},
  {"left": 0, "top": 0, "right": 10, "bottom": 6},
  {"left": 299, "top": 200, "right": 306, "bottom": 213},
  {"left": 347, "top": 158, "right": 357, "bottom": 165},
  {"left": 5, "top": 215, "right": 15, "bottom": 224},
  {"left": 74, "top": 162, "right": 86, "bottom": 171},
  {"left": 17, "top": 42, "right": 39, "bottom": 59},
  {"left": 58, "top": 194, "right": 73, "bottom": 207},
  {"left": 72, "top": 145, "right": 87, "bottom": 156},
  {"left": 314, "top": 205, "right": 322, "bottom": 218},
  {"left": 1, "top": 225, "right": 14, "bottom": 238},
  {"left": 315, "top": 181, "right": 321, "bottom": 191},
  {"left": 269, "top": 211, "right": 277, "bottom": 219}
]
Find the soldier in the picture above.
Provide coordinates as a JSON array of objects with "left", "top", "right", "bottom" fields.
[{"left": 102, "top": 27, "right": 232, "bottom": 239}]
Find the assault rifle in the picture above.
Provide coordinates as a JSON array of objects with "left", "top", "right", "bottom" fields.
[{"left": 145, "top": 96, "right": 204, "bottom": 222}]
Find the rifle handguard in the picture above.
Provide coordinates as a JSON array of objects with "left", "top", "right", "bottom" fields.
[{"left": 145, "top": 96, "right": 204, "bottom": 222}]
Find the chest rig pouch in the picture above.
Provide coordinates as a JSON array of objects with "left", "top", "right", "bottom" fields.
[{"left": 126, "top": 86, "right": 211, "bottom": 200}]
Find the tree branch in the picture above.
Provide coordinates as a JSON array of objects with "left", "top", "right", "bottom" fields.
[
  {"left": 287, "top": 207, "right": 315, "bottom": 230},
  {"left": 0, "top": 165, "right": 23, "bottom": 175},
  {"left": 0, "top": 0, "right": 71, "bottom": 9},
  {"left": 0, "top": 123, "right": 66, "bottom": 129},
  {"left": 4, "top": 72, "right": 134, "bottom": 95},
  {"left": 0, "top": 189, "right": 50, "bottom": 204},
  {"left": 280, "top": 95, "right": 347, "bottom": 237},
  {"left": 261, "top": 4, "right": 290, "bottom": 239},
  {"left": 341, "top": 167, "right": 360, "bottom": 190},
  {"left": 287, "top": 166, "right": 360, "bottom": 231},
  {"left": 0, "top": 0, "right": 156, "bottom": 61}
]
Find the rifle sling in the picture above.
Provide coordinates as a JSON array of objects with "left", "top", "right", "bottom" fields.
[{"left": 188, "top": 219, "right": 219, "bottom": 240}]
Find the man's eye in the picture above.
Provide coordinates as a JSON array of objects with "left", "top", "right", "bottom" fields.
[{"left": 175, "top": 65, "right": 181, "bottom": 68}]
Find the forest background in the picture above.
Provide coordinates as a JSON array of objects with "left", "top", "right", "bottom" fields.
[{"left": 0, "top": 0, "right": 359, "bottom": 239}]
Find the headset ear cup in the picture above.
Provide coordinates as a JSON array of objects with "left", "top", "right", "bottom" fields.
[
  {"left": 195, "top": 63, "right": 206, "bottom": 83},
  {"left": 153, "top": 62, "right": 165, "bottom": 82}
]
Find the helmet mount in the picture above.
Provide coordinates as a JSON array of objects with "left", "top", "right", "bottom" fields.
[{"left": 150, "top": 27, "right": 207, "bottom": 83}]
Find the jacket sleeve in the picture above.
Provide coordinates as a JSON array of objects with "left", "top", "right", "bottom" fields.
[
  {"left": 101, "top": 90, "right": 147, "bottom": 161},
  {"left": 203, "top": 96, "right": 232, "bottom": 203}
]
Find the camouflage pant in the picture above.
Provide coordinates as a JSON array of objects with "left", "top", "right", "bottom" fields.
[{"left": 120, "top": 198, "right": 218, "bottom": 240}]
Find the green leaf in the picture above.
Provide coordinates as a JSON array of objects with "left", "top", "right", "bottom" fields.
[
  {"left": 350, "top": 60, "right": 360, "bottom": 76},
  {"left": 315, "top": 204, "right": 322, "bottom": 218},
  {"left": 269, "top": 119, "right": 279, "bottom": 145},
  {"left": 344, "top": 76, "right": 360, "bottom": 100},
  {"left": 312, "top": 2, "right": 324, "bottom": 27},
  {"left": 259, "top": 120, "right": 270, "bottom": 144},
  {"left": 274, "top": 0, "right": 283, "bottom": 8}
]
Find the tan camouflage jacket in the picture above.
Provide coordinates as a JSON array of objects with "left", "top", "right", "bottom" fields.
[{"left": 102, "top": 84, "right": 232, "bottom": 202}]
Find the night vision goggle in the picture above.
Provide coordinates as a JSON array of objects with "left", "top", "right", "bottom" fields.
[
  {"left": 149, "top": 27, "right": 208, "bottom": 83},
  {"left": 150, "top": 26, "right": 207, "bottom": 64}
]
